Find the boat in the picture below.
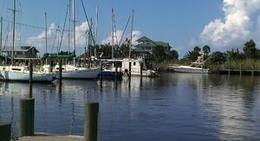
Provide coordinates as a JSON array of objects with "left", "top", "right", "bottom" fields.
[
  {"left": 0, "top": 0, "right": 56, "bottom": 82},
  {"left": 170, "top": 54, "right": 209, "bottom": 73},
  {"left": 99, "top": 60, "right": 123, "bottom": 80},
  {"left": 106, "top": 58, "right": 159, "bottom": 77},
  {"left": 53, "top": 64, "right": 100, "bottom": 79},
  {"left": 52, "top": 0, "right": 101, "bottom": 79},
  {"left": 99, "top": 10, "right": 158, "bottom": 78},
  {"left": 0, "top": 64, "right": 56, "bottom": 82},
  {"left": 170, "top": 65, "right": 209, "bottom": 73}
]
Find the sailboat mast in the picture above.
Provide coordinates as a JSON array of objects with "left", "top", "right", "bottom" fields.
[
  {"left": 94, "top": 6, "right": 98, "bottom": 57},
  {"left": 111, "top": 8, "right": 115, "bottom": 59},
  {"left": 73, "top": 0, "right": 76, "bottom": 55},
  {"left": 12, "top": 0, "right": 16, "bottom": 65},
  {"left": 72, "top": 0, "right": 76, "bottom": 65},
  {"left": 129, "top": 9, "right": 134, "bottom": 58},
  {"left": 0, "top": 17, "right": 3, "bottom": 55},
  {"left": 45, "top": 12, "right": 48, "bottom": 54},
  {"left": 68, "top": 0, "right": 71, "bottom": 52}
]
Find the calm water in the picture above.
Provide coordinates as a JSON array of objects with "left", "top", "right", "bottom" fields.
[{"left": 1, "top": 73, "right": 260, "bottom": 141}]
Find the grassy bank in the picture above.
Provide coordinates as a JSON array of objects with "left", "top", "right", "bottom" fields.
[{"left": 208, "top": 59, "right": 260, "bottom": 73}]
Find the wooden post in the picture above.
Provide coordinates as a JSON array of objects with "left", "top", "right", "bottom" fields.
[
  {"left": 20, "top": 98, "right": 35, "bottom": 137},
  {"left": 99, "top": 61, "right": 103, "bottom": 90},
  {"left": 84, "top": 103, "right": 99, "bottom": 141},
  {"left": 140, "top": 62, "right": 143, "bottom": 87},
  {"left": 140, "top": 62, "right": 143, "bottom": 77},
  {"left": 115, "top": 66, "right": 118, "bottom": 81},
  {"left": 128, "top": 62, "right": 131, "bottom": 78},
  {"left": 29, "top": 83, "right": 33, "bottom": 98},
  {"left": 99, "top": 61, "right": 103, "bottom": 81},
  {"left": 59, "top": 60, "right": 62, "bottom": 82},
  {"left": 0, "top": 122, "right": 11, "bottom": 141},
  {"left": 29, "top": 59, "right": 33, "bottom": 83}
]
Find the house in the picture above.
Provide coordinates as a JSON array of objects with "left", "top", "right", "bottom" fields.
[
  {"left": 133, "top": 36, "right": 171, "bottom": 57},
  {"left": 2, "top": 46, "right": 39, "bottom": 58}
]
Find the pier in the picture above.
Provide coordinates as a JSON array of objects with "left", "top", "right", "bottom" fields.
[
  {"left": 219, "top": 69, "right": 260, "bottom": 76},
  {"left": 19, "top": 133, "right": 84, "bottom": 141}
]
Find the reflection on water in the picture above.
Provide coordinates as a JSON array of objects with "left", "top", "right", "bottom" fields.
[{"left": 0, "top": 74, "right": 260, "bottom": 140}]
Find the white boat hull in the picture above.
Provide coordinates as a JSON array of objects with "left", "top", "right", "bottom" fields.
[
  {"left": 2, "top": 70, "right": 56, "bottom": 82},
  {"left": 54, "top": 65, "right": 100, "bottom": 79},
  {"left": 171, "top": 65, "right": 209, "bottom": 73},
  {"left": 124, "top": 70, "right": 159, "bottom": 77},
  {"left": 0, "top": 65, "right": 56, "bottom": 82}
]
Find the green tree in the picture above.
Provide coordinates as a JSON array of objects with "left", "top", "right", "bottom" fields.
[
  {"left": 202, "top": 45, "right": 210, "bottom": 56},
  {"left": 208, "top": 51, "right": 226, "bottom": 65},
  {"left": 226, "top": 48, "right": 242, "bottom": 60},
  {"left": 243, "top": 39, "right": 256, "bottom": 58},
  {"left": 193, "top": 46, "right": 201, "bottom": 53},
  {"left": 152, "top": 45, "right": 166, "bottom": 63},
  {"left": 166, "top": 50, "right": 178, "bottom": 61}
]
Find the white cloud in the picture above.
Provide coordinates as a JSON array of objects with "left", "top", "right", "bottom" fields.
[
  {"left": 25, "top": 21, "right": 90, "bottom": 55},
  {"left": 26, "top": 23, "right": 57, "bottom": 53},
  {"left": 200, "top": 0, "right": 260, "bottom": 49},
  {"left": 101, "top": 30, "right": 142, "bottom": 45},
  {"left": 101, "top": 30, "right": 123, "bottom": 45}
]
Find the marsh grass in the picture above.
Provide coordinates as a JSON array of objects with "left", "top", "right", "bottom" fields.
[{"left": 223, "top": 59, "right": 260, "bottom": 70}]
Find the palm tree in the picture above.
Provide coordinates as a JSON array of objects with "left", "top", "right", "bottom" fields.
[{"left": 202, "top": 45, "right": 210, "bottom": 56}]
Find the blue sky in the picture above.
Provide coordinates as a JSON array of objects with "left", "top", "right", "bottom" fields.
[{"left": 1, "top": 0, "right": 260, "bottom": 58}]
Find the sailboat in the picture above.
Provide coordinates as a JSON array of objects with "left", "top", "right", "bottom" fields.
[
  {"left": 0, "top": 0, "right": 56, "bottom": 82},
  {"left": 53, "top": 0, "right": 100, "bottom": 79}
]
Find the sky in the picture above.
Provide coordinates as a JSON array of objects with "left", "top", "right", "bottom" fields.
[{"left": 1, "top": 0, "right": 260, "bottom": 58}]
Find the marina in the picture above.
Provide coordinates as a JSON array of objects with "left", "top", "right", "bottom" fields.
[{"left": 0, "top": 73, "right": 260, "bottom": 140}]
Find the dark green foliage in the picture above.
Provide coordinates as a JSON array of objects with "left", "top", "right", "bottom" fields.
[
  {"left": 151, "top": 45, "right": 167, "bottom": 63},
  {"left": 182, "top": 46, "right": 202, "bottom": 62},
  {"left": 243, "top": 39, "right": 256, "bottom": 58},
  {"left": 208, "top": 51, "right": 226, "bottom": 65}
]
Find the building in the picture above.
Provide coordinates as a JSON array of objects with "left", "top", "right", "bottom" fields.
[
  {"left": 133, "top": 36, "right": 171, "bottom": 57},
  {"left": 2, "top": 46, "right": 39, "bottom": 58}
]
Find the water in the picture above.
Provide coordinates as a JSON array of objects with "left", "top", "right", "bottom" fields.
[{"left": 1, "top": 73, "right": 260, "bottom": 141}]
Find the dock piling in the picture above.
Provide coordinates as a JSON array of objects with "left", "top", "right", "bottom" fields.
[
  {"left": 20, "top": 98, "right": 35, "bottom": 137},
  {"left": 84, "top": 102, "right": 99, "bottom": 141},
  {"left": 29, "top": 59, "right": 33, "bottom": 83},
  {"left": 58, "top": 60, "right": 62, "bottom": 82},
  {"left": 0, "top": 122, "right": 11, "bottom": 141}
]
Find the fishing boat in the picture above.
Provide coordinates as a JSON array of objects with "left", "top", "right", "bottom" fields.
[
  {"left": 170, "top": 54, "right": 209, "bottom": 73},
  {"left": 100, "top": 10, "right": 158, "bottom": 78},
  {"left": 105, "top": 58, "right": 159, "bottom": 77}
]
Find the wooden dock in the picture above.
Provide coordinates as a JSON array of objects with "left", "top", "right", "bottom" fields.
[
  {"left": 18, "top": 133, "right": 84, "bottom": 141},
  {"left": 219, "top": 69, "right": 260, "bottom": 76}
]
